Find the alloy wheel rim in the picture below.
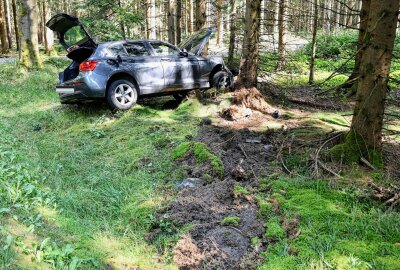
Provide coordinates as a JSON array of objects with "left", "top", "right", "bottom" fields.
[
  {"left": 218, "top": 76, "right": 229, "bottom": 90},
  {"left": 114, "top": 84, "right": 136, "bottom": 106}
]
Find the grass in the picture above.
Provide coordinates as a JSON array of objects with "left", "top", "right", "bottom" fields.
[
  {"left": 1, "top": 54, "right": 400, "bottom": 269},
  {"left": 0, "top": 58, "right": 208, "bottom": 269},
  {"left": 259, "top": 178, "right": 400, "bottom": 270}
]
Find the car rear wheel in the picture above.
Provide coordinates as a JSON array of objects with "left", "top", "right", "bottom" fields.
[
  {"left": 106, "top": 79, "right": 138, "bottom": 110},
  {"left": 212, "top": 71, "right": 231, "bottom": 92}
]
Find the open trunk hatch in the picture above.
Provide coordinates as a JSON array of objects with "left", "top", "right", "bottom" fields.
[{"left": 46, "top": 13, "right": 96, "bottom": 63}]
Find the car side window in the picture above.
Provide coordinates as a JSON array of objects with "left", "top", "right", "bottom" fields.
[
  {"left": 124, "top": 43, "right": 150, "bottom": 57},
  {"left": 108, "top": 45, "right": 128, "bottom": 57},
  {"left": 151, "top": 43, "right": 180, "bottom": 56}
]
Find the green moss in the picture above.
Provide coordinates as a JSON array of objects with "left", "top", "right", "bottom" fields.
[
  {"left": 221, "top": 216, "right": 241, "bottom": 227},
  {"left": 251, "top": 237, "right": 260, "bottom": 247},
  {"left": 172, "top": 142, "right": 224, "bottom": 178},
  {"left": 172, "top": 142, "right": 192, "bottom": 159},
  {"left": 265, "top": 217, "right": 285, "bottom": 239},
  {"left": 330, "top": 131, "right": 383, "bottom": 168},
  {"left": 234, "top": 184, "right": 251, "bottom": 197},
  {"left": 259, "top": 178, "right": 269, "bottom": 191},
  {"left": 257, "top": 198, "right": 273, "bottom": 218}
]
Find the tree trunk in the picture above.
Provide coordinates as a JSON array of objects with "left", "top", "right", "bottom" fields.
[
  {"left": 238, "top": 0, "right": 261, "bottom": 87},
  {"left": 4, "top": 0, "right": 12, "bottom": 49},
  {"left": 42, "top": 0, "right": 54, "bottom": 55},
  {"left": 309, "top": 0, "right": 318, "bottom": 84},
  {"left": 227, "top": 0, "right": 237, "bottom": 67},
  {"left": 149, "top": 0, "right": 156, "bottom": 39},
  {"left": 168, "top": 0, "right": 176, "bottom": 44},
  {"left": 276, "top": 0, "right": 287, "bottom": 70},
  {"left": 324, "top": 0, "right": 332, "bottom": 33},
  {"left": 273, "top": 0, "right": 279, "bottom": 37},
  {"left": 216, "top": 0, "right": 222, "bottom": 47},
  {"left": 176, "top": 0, "right": 182, "bottom": 44},
  {"left": 11, "top": 0, "right": 18, "bottom": 51},
  {"left": 188, "top": 0, "right": 193, "bottom": 34},
  {"left": 348, "top": 0, "right": 399, "bottom": 165},
  {"left": 195, "top": 0, "right": 206, "bottom": 31},
  {"left": 345, "top": 0, "right": 370, "bottom": 89},
  {"left": 118, "top": 0, "right": 126, "bottom": 39},
  {"left": 260, "top": 0, "right": 265, "bottom": 35},
  {"left": 334, "top": 0, "right": 340, "bottom": 32},
  {"left": 20, "top": 0, "right": 42, "bottom": 68},
  {"left": 0, "top": 0, "right": 9, "bottom": 53}
]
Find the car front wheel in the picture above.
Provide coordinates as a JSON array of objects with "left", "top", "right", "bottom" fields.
[
  {"left": 212, "top": 71, "right": 231, "bottom": 92},
  {"left": 106, "top": 79, "right": 138, "bottom": 110}
]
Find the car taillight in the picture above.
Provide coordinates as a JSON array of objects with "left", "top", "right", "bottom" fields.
[{"left": 79, "top": 60, "right": 98, "bottom": 71}]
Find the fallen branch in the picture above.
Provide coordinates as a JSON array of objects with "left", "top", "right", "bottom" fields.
[{"left": 368, "top": 181, "right": 400, "bottom": 211}]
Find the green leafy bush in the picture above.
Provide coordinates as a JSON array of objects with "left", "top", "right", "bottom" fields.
[{"left": 303, "top": 31, "right": 358, "bottom": 59}]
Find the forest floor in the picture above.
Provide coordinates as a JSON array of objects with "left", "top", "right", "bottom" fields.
[{"left": 1, "top": 58, "right": 400, "bottom": 270}]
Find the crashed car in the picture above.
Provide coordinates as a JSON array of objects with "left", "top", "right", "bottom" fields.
[{"left": 46, "top": 14, "right": 234, "bottom": 110}]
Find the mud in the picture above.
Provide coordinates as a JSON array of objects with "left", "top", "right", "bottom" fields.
[{"left": 162, "top": 125, "right": 277, "bottom": 269}]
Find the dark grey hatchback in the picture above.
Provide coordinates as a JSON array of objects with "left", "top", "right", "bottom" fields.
[{"left": 46, "top": 14, "right": 234, "bottom": 110}]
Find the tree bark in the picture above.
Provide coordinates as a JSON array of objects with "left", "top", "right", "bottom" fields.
[
  {"left": 349, "top": 0, "right": 399, "bottom": 162},
  {"left": 11, "top": 0, "right": 18, "bottom": 51},
  {"left": 150, "top": 0, "right": 156, "bottom": 39},
  {"left": 276, "top": 0, "right": 287, "bottom": 70},
  {"left": 176, "top": 0, "right": 182, "bottom": 44},
  {"left": 4, "top": 0, "right": 12, "bottom": 49},
  {"left": 0, "top": 0, "right": 9, "bottom": 53},
  {"left": 345, "top": 0, "right": 371, "bottom": 89},
  {"left": 20, "top": 0, "right": 42, "bottom": 68},
  {"left": 168, "top": 0, "right": 176, "bottom": 44},
  {"left": 309, "top": 0, "right": 318, "bottom": 84},
  {"left": 216, "top": 0, "right": 223, "bottom": 47},
  {"left": 238, "top": 0, "right": 261, "bottom": 87},
  {"left": 227, "top": 0, "right": 237, "bottom": 67},
  {"left": 42, "top": 0, "right": 54, "bottom": 55},
  {"left": 195, "top": 0, "right": 206, "bottom": 31},
  {"left": 188, "top": 0, "right": 193, "bottom": 34}
]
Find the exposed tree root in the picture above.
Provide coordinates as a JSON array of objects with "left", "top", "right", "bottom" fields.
[
  {"left": 233, "top": 87, "right": 275, "bottom": 114},
  {"left": 368, "top": 181, "right": 400, "bottom": 211}
]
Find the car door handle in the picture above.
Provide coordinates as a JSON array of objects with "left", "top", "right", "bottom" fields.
[{"left": 161, "top": 58, "right": 171, "bottom": 61}]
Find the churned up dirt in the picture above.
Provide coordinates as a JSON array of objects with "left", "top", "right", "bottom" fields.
[{"left": 161, "top": 124, "right": 279, "bottom": 269}]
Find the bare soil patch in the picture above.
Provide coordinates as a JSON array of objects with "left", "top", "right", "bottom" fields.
[{"left": 161, "top": 125, "right": 278, "bottom": 269}]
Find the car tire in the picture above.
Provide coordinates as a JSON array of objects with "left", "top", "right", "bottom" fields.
[
  {"left": 173, "top": 93, "right": 187, "bottom": 102},
  {"left": 106, "top": 79, "right": 138, "bottom": 111},
  {"left": 212, "top": 71, "right": 231, "bottom": 92}
]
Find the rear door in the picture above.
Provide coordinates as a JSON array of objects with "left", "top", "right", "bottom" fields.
[{"left": 149, "top": 42, "right": 199, "bottom": 90}]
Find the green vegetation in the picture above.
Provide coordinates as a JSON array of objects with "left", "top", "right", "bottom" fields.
[
  {"left": 260, "top": 178, "right": 400, "bottom": 270},
  {"left": 265, "top": 217, "right": 285, "bottom": 239},
  {"left": 330, "top": 131, "right": 384, "bottom": 168},
  {"left": 0, "top": 58, "right": 205, "bottom": 269},
  {"left": 233, "top": 184, "right": 251, "bottom": 197},
  {"left": 173, "top": 141, "right": 224, "bottom": 178},
  {"left": 220, "top": 216, "right": 241, "bottom": 227}
]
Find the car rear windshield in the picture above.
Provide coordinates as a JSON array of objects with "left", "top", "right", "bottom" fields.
[{"left": 64, "top": 26, "right": 89, "bottom": 48}]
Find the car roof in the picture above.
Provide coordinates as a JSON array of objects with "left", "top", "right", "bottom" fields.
[{"left": 101, "top": 40, "right": 170, "bottom": 47}]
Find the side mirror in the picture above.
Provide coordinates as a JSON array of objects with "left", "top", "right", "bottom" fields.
[
  {"left": 117, "top": 55, "right": 122, "bottom": 63},
  {"left": 179, "top": 49, "right": 188, "bottom": 57}
]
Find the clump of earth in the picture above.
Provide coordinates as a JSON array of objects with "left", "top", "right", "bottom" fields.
[{"left": 159, "top": 125, "right": 278, "bottom": 269}]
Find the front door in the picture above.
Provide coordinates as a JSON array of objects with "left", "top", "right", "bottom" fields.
[{"left": 149, "top": 42, "right": 198, "bottom": 91}]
